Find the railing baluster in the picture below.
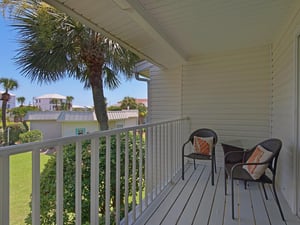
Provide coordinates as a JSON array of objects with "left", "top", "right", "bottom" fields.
[
  {"left": 138, "top": 129, "right": 143, "bottom": 214},
  {"left": 75, "top": 141, "right": 82, "bottom": 225},
  {"left": 132, "top": 130, "right": 137, "bottom": 221},
  {"left": 116, "top": 133, "right": 121, "bottom": 225},
  {"left": 105, "top": 136, "right": 111, "bottom": 225},
  {"left": 0, "top": 155, "right": 9, "bottom": 225},
  {"left": 91, "top": 138, "right": 99, "bottom": 225},
  {"left": 124, "top": 132, "right": 129, "bottom": 225},
  {"left": 148, "top": 127, "right": 153, "bottom": 201},
  {"left": 145, "top": 127, "right": 149, "bottom": 207},
  {"left": 56, "top": 146, "right": 63, "bottom": 225},
  {"left": 32, "top": 149, "right": 40, "bottom": 225}
]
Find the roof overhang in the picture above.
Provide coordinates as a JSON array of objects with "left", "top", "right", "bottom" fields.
[{"left": 44, "top": 0, "right": 300, "bottom": 69}]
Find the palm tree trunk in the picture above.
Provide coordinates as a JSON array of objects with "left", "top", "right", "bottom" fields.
[
  {"left": 90, "top": 74, "right": 109, "bottom": 130},
  {"left": 2, "top": 100, "right": 7, "bottom": 144}
]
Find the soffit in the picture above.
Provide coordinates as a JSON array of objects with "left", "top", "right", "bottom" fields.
[{"left": 44, "top": 0, "right": 298, "bottom": 68}]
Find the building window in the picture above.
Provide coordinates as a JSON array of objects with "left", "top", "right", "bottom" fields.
[{"left": 75, "top": 128, "right": 86, "bottom": 135}]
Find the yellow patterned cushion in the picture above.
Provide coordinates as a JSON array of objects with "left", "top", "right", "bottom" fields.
[
  {"left": 193, "top": 136, "right": 213, "bottom": 155},
  {"left": 243, "top": 145, "right": 273, "bottom": 180}
]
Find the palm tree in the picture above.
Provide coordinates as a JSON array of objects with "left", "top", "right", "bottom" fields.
[
  {"left": 0, "top": 78, "right": 18, "bottom": 133},
  {"left": 7, "top": 1, "right": 139, "bottom": 130},
  {"left": 120, "top": 96, "right": 137, "bottom": 110},
  {"left": 50, "top": 98, "right": 60, "bottom": 111},
  {"left": 17, "top": 96, "right": 25, "bottom": 106},
  {"left": 66, "top": 96, "right": 74, "bottom": 111}
]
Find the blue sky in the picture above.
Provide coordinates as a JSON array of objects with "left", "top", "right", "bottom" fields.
[{"left": 0, "top": 16, "right": 147, "bottom": 107}]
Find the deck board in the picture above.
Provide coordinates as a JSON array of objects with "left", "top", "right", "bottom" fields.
[{"left": 132, "top": 163, "right": 300, "bottom": 225}]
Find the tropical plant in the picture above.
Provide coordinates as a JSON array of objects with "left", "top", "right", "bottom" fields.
[
  {"left": 3, "top": 1, "right": 140, "bottom": 130},
  {"left": 0, "top": 78, "right": 18, "bottom": 135},
  {"left": 19, "top": 129, "right": 42, "bottom": 143},
  {"left": 17, "top": 96, "right": 25, "bottom": 106},
  {"left": 137, "top": 103, "right": 147, "bottom": 124},
  {"left": 49, "top": 98, "right": 62, "bottom": 111},
  {"left": 8, "top": 105, "right": 39, "bottom": 130},
  {"left": 66, "top": 96, "right": 74, "bottom": 110},
  {"left": 6, "top": 123, "right": 27, "bottom": 145},
  {"left": 25, "top": 132, "right": 145, "bottom": 224},
  {"left": 120, "top": 96, "right": 137, "bottom": 110}
]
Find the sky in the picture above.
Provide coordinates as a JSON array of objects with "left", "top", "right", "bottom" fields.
[{"left": 0, "top": 16, "right": 147, "bottom": 107}]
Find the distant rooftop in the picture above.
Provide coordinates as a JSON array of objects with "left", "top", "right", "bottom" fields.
[
  {"left": 35, "top": 93, "right": 66, "bottom": 99},
  {"left": 24, "top": 110, "right": 139, "bottom": 122}
]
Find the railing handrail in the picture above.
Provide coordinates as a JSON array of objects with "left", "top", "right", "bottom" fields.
[
  {"left": 0, "top": 117, "right": 189, "bottom": 156},
  {"left": 0, "top": 117, "right": 190, "bottom": 225}
]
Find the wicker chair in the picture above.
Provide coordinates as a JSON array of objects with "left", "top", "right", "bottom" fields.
[
  {"left": 223, "top": 138, "right": 285, "bottom": 220},
  {"left": 182, "top": 128, "right": 218, "bottom": 185}
]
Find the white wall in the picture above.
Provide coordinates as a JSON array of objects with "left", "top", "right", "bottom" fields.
[
  {"left": 182, "top": 46, "right": 272, "bottom": 165},
  {"left": 148, "top": 66, "right": 182, "bottom": 122},
  {"left": 272, "top": 4, "right": 300, "bottom": 215},
  {"left": 61, "top": 122, "right": 98, "bottom": 137},
  {"left": 30, "top": 121, "right": 62, "bottom": 140}
]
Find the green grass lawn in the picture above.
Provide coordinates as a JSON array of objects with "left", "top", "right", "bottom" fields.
[{"left": 10, "top": 152, "right": 51, "bottom": 225}]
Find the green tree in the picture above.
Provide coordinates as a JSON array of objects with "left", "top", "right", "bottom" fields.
[
  {"left": 7, "top": 123, "right": 27, "bottom": 145},
  {"left": 107, "top": 105, "right": 121, "bottom": 111},
  {"left": 0, "top": 78, "right": 18, "bottom": 134},
  {"left": 19, "top": 129, "right": 42, "bottom": 143},
  {"left": 120, "top": 96, "right": 137, "bottom": 110},
  {"left": 25, "top": 133, "right": 145, "bottom": 224},
  {"left": 66, "top": 96, "right": 74, "bottom": 111},
  {"left": 50, "top": 98, "right": 61, "bottom": 111},
  {"left": 9, "top": 105, "right": 39, "bottom": 130},
  {"left": 17, "top": 96, "right": 25, "bottom": 106},
  {"left": 137, "top": 103, "right": 147, "bottom": 124},
  {"left": 3, "top": 1, "right": 139, "bottom": 130}
]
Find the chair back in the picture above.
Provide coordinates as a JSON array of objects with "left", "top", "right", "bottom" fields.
[
  {"left": 189, "top": 128, "right": 218, "bottom": 145},
  {"left": 249, "top": 138, "right": 282, "bottom": 174}
]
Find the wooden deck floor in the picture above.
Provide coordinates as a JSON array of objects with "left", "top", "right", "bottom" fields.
[{"left": 133, "top": 164, "right": 300, "bottom": 225}]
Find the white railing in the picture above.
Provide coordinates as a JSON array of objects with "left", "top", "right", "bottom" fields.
[{"left": 0, "top": 117, "right": 189, "bottom": 225}]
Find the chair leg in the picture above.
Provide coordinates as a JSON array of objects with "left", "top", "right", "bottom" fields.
[
  {"left": 193, "top": 159, "right": 196, "bottom": 170},
  {"left": 262, "top": 183, "right": 268, "bottom": 200},
  {"left": 214, "top": 157, "right": 217, "bottom": 172},
  {"left": 211, "top": 160, "right": 214, "bottom": 185},
  {"left": 224, "top": 170, "right": 227, "bottom": 195},
  {"left": 231, "top": 178, "right": 235, "bottom": 219},
  {"left": 182, "top": 155, "right": 184, "bottom": 180},
  {"left": 244, "top": 181, "right": 247, "bottom": 190},
  {"left": 272, "top": 182, "right": 285, "bottom": 221}
]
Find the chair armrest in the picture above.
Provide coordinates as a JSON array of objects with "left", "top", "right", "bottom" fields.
[
  {"left": 224, "top": 149, "right": 250, "bottom": 164},
  {"left": 230, "top": 160, "right": 271, "bottom": 177}
]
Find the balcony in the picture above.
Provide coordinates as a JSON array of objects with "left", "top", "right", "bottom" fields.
[{"left": 0, "top": 117, "right": 299, "bottom": 225}]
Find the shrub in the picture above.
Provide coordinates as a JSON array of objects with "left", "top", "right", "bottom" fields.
[
  {"left": 6, "top": 123, "right": 27, "bottom": 145},
  {"left": 25, "top": 132, "right": 145, "bottom": 224},
  {"left": 19, "top": 130, "right": 43, "bottom": 143}
]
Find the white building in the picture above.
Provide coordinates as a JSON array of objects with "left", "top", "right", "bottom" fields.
[
  {"left": 33, "top": 93, "right": 66, "bottom": 111},
  {"left": 24, "top": 110, "right": 139, "bottom": 140}
]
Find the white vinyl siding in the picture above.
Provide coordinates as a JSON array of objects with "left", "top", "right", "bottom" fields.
[
  {"left": 271, "top": 8, "right": 300, "bottom": 214},
  {"left": 182, "top": 46, "right": 272, "bottom": 165},
  {"left": 148, "top": 66, "right": 182, "bottom": 122}
]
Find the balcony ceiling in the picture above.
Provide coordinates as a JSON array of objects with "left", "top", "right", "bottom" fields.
[{"left": 45, "top": 0, "right": 299, "bottom": 68}]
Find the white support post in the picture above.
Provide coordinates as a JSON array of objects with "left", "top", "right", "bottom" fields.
[
  {"left": 32, "top": 149, "right": 40, "bottom": 225},
  {"left": 0, "top": 155, "right": 9, "bottom": 225}
]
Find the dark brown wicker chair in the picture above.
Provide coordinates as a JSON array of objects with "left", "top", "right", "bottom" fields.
[
  {"left": 223, "top": 138, "right": 285, "bottom": 220},
  {"left": 182, "top": 128, "right": 218, "bottom": 185}
]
